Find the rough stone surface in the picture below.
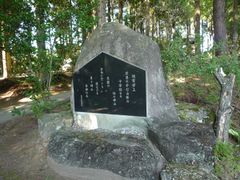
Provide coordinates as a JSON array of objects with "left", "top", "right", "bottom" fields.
[
  {"left": 72, "top": 22, "right": 178, "bottom": 124},
  {"left": 148, "top": 120, "right": 216, "bottom": 167},
  {"left": 48, "top": 129, "right": 165, "bottom": 180},
  {"left": 38, "top": 111, "right": 73, "bottom": 141},
  {"left": 160, "top": 164, "right": 219, "bottom": 180},
  {"left": 47, "top": 157, "right": 134, "bottom": 180}
]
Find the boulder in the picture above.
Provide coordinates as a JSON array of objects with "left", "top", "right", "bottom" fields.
[
  {"left": 148, "top": 120, "right": 216, "bottom": 167},
  {"left": 48, "top": 129, "right": 165, "bottom": 180}
]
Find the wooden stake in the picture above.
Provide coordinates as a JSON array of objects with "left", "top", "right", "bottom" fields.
[{"left": 215, "top": 67, "right": 235, "bottom": 142}]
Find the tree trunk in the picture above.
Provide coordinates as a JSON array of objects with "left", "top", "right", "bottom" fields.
[
  {"left": 111, "top": 0, "right": 114, "bottom": 21},
  {"left": 186, "top": 19, "right": 193, "bottom": 54},
  {"left": 118, "top": 0, "right": 123, "bottom": 23},
  {"left": 215, "top": 68, "right": 235, "bottom": 142},
  {"left": 232, "top": 0, "right": 238, "bottom": 50},
  {"left": 69, "top": 0, "right": 73, "bottom": 47},
  {"left": 151, "top": 13, "right": 155, "bottom": 39},
  {"left": 194, "top": 0, "right": 201, "bottom": 54},
  {"left": 36, "top": 6, "right": 46, "bottom": 55},
  {"left": 213, "top": 0, "right": 227, "bottom": 56},
  {"left": 145, "top": 0, "right": 150, "bottom": 36},
  {"left": 0, "top": 20, "right": 7, "bottom": 79},
  {"left": 139, "top": 21, "right": 144, "bottom": 34},
  {"left": 166, "top": 24, "right": 172, "bottom": 41},
  {"left": 129, "top": 3, "right": 135, "bottom": 30},
  {"left": 158, "top": 21, "right": 161, "bottom": 40},
  {"left": 82, "top": 28, "right": 87, "bottom": 43},
  {"left": 107, "top": 0, "right": 111, "bottom": 22},
  {"left": 98, "top": 0, "right": 106, "bottom": 27},
  {"left": 1, "top": 49, "right": 7, "bottom": 79}
]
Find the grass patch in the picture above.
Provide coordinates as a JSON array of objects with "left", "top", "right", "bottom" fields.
[{"left": 214, "top": 141, "right": 240, "bottom": 179}]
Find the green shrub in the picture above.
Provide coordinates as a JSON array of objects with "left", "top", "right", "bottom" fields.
[
  {"left": 161, "top": 36, "right": 240, "bottom": 86},
  {"left": 229, "top": 128, "right": 240, "bottom": 143},
  {"left": 214, "top": 141, "right": 240, "bottom": 179},
  {"left": 11, "top": 106, "right": 26, "bottom": 116},
  {"left": 161, "top": 36, "right": 190, "bottom": 74},
  {"left": 31, "top": 98, "right": 56, "bottom": 118}
]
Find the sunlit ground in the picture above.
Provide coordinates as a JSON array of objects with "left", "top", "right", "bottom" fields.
[{"left": 169, "top": 75, "right": 211, "bottom": 87}]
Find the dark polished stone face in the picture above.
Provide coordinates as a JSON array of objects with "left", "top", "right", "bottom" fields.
[{"left": 73, "top": 52, "right": 146, "bottom": 116}]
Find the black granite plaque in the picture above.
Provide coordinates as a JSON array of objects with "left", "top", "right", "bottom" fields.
[{"left": 73, "top": 52, "right": 146, "bottom": 116}]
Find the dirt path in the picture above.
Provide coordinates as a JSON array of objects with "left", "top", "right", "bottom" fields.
[
  {"left": 0, "top": 91, "right": 70, "bottom": 124},
  {"left": 0, "top": 89, "right": 73, "bottom": 179}
]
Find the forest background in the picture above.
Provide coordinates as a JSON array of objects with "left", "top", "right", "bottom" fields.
[{"left": 0, "top": 0, "right": 239, "bottom": 93}]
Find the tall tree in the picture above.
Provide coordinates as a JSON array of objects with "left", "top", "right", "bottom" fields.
[
  {"left": 111, "top": 0, "right": 115, "bottom": 21},
  {"left": 194, "top": 0, "right": 201, "bottom": 54},
  {"left": 0, "top": 19, "right": 7, "bottom": 78},
  {"left": 145, "top": 0, "right": 150, "bottom": 36},
  {"left": 232, "top": 0, "right": 238, "bottom": 50},
  {"left": 74, "top": 0, "right": 97, "bottom": 43},
  {"left": 0, "top": 49, "right": 7, "bottom": 78},
  {"left": 213, "top": 0, "right": 227, "bottom": 56},
  {"left": 35, "top": 0, "right": 50, "bottom": 93},
  {"left": 118, "top": 0, "right": 123, "bottom": 23},
  {"left": 107, "top": 0, "right": 111, "bottom": 22},
  {"left": 151, "top": 12, "right": 155, "bottom": 38},
  {"left": 97, "top": 0, "right": 106, "bottom": 26}
]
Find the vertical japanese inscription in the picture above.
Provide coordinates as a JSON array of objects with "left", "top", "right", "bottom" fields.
[{"left": 73, "top": 53, "right": 146, "bottom": 116}]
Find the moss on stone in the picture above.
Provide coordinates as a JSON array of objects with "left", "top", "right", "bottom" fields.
[{"left": 160, "top": 163, "right": 218, "bottom": 180}]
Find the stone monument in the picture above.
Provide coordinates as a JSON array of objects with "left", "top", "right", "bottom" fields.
[
  {"left": 47, "top": 23, "right": 216, "bottom": 180},
  {"left": 71, "top": 22, "right": 178, "bottom": 130}
]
